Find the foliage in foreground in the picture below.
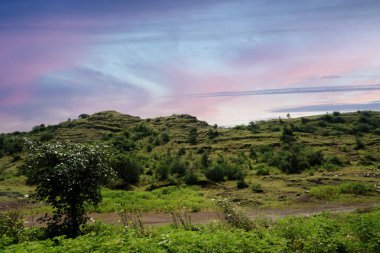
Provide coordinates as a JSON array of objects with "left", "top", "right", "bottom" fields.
[
  {"left": 22, "top": 141, "right": 115, "bottom": 238},
  {"left": 2, "top": 208, "right": 380, "bottom": 252}
]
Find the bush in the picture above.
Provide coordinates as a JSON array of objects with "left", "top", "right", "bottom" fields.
[
  {"left": 355, "top": 137, "right": 365, "bottom": 149},
  {"left": 188, "top": 127, "right": 198, "bottom": 145},
  {"left": 184, "top": 171, "right": 199, "bottom": 185},
  {"left": 160, "top": 132, "right": 170, "bottom": 144},
  {"left": 237, "top": 180, "right": 249, "bottom": 189},
  {"left": 264, "top": 143, "right": 325, "bottom": 174},
  {"left": 111, "top": 154, "right": 142, "bottom": 185},
  {"left": 205, "top": 161, "right": 243, "bottom": 182},
  {"left": 247, "top": 121, "right": 260, "bottom": 133},
  {"left": 214, "top": 198, "right": 254, "bottom": 231},
  {"left": 308, "top": 150, "right": 325, "bottom": 166},
  {"left": 205, "top": 164, "right": 226, "bottom": 182},
  {"left": 271, "top": 144, "right": 310, "bottom": 173},
  {"left": 354, "top": 123, "right": 371, "bottom": 133},
  {"left": 347, "top": 211, "right": 380, "bottom": 251},
  {"left": 309, "top": 185, "right": 340, "bottom": 200},
  {"left": 170, "top": 159, "right": 188, "bottom": 177},
  {"left": 281, "top": 125, "right": 295, "bottom": 143},
  {"left": 156, "top": 161, "right": 170, "bottom": 181},
  {"left": 255, "top": 165, "right": 270, "bottom": 175},
  {"left": 251, "top": 183, "right": 263, "bottom": 193},
  {"left": 0, "top": 211, "right": 24, "bottom": 245},
  {"left": 207, "top": 129, "right": 219, "bottom": 139},
  {"left": 328, "top": 156, "right": 343, "bottom": 166},
  {"left": 39, "top": 132, "right": 54, "bottom": 142},
  {"left": 339, "top": 182, "right": 375, "bottom": 195}
]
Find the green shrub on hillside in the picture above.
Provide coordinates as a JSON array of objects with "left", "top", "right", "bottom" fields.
[
  {"left": 266, "top": 144, "right": 324, "bottom": 174},
  {"left": 111, "top": 153, "right": 142, "bottom": 185}
]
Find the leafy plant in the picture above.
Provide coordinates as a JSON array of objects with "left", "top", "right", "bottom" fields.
[
  {"left": 251, "top": 183, "right": 263, "bottom": 193},
  {"left": 23, "top": 141, "right": 115, "bottom": 238}
]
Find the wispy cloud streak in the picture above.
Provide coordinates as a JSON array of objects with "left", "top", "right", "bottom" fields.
[
  {"left": 169, "top": 84, "right": 380, "bottom": 98},
  {"left": 271, "top": 100, "right": 380, "bottom": 113}
]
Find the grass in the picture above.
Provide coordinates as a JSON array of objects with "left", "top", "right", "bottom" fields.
[
  {"left": 1, "top": 111, "right": 380, "bottom": 213},
  {"left": 93, "top": 186, "right": 211, "bottom": 213},
  {"left": 3, "top": 207, "right": 380, "bottom": 252},
  {"left": 309, "top": 182, "right": 376, "bottom": 200}
]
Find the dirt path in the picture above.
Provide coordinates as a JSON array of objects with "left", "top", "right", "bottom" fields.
[{"left": 24, "top": 201, "right": 380, "bottom": 227}]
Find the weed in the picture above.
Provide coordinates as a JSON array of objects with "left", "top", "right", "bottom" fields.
[{"left": 214, "top": 198, "right": 254, "bottom": 231}]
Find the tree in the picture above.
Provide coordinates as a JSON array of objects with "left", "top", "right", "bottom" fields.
[
  {"left": 281, "top": 124, "right": 295, "bottom": 143},
  {"left": 247, "top": 121, "right": 260, "bottom": 133},
  {"left": 78, "top": 113, "right": 90, "bottom": 119},
  {"left": 23, "top": 141, "right": 114, "bottom": 238}
]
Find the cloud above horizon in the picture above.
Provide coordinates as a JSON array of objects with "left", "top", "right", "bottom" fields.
[
  {"left": 1, "top": 0, "right": 380, "bottom": 132},
  {"left": 271, "top": 100, "right": 380, "bottom": 113}
]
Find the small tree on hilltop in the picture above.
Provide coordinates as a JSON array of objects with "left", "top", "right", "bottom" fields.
[{"left": 23, "top": 141, "right": 114, "bottom": 238}]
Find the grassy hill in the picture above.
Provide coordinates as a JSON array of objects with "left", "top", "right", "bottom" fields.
[
  {"left": 0, "top": 110, "right": 379, "bottom": 212},
  {"left": 1, "top": 110, "right": 380, "bottom": 252}
]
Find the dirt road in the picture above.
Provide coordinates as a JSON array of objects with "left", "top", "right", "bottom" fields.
[{"left": 24, "top": 201, "right": 380, "bottom": 227}]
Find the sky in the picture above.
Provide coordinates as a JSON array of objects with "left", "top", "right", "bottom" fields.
[{"left": 1, "top": 0, "right": 380, "bottom": 132}]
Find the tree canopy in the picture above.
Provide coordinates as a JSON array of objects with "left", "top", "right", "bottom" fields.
[{"left": 23, "top": 141, "right": 114, "bottom": 237}]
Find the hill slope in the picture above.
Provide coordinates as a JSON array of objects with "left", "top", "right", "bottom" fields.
[{"left": 0, "top": 110, "right": 380, "bottom": 211}]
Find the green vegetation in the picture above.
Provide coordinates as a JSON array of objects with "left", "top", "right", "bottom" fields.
[
  {"left": 310, "top": 182, "right": 376, "bottom": 200},
  {"left": 22, "top": 141, "right": 114, "bottom": 237},
  {"left": 2, "top": 207, "right": 380, "bottom": 252},
  {"left": 95, "top": 186, "right": 210, "bottom": 212},
  {"left": 1, "top": 110, "right": 380, "bottom": 250}
]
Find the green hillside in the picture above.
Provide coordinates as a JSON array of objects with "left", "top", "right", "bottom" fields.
[
  {"left": 1, "top": 110, "right": 380, "bottom": 252},
  {"left": 1, "top": 110, "right": 379, "bottom": 212}
]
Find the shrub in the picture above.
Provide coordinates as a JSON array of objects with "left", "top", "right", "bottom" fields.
[
  {"left": 355, "top": 137, "right": 365, "bottom": 149},
  {"left": 156, "top": 161, "right": 170, "bottom": 181},
  {"left": 205, "top": 160, "right": 243, "bottom": 182},
  {"left": 214, "top": 198, "right": 254, "bottom": 231},
  {"left": 281, "top": 125, "right": 295, "bottom": 143},
  {"left": 339, "top": 182, "right": 375, "bottom": 195},
  {"left": 39, "top": 132, "right": 54, "bottom": 142},
  {"left": 205, "top": 164, "right": 226, "bottom": 182},
  {"left": 188, "top": 127, "right": 198, "bottom": 145},
  {"left": 333, "top": 111, "right": 341, "bottom": 116},
  {"left": 111, "top": 154, "right": 142, "bottom": 185},
  {"left": 184, "top": 171, "right": 199, "bottom": 185},
  {"left": 247, "top": 121, "right": 260, "bottom": 133},
  {"left": 251, "top": 183, "right": 263, "bottom": 193},
  {"left": 237, "top": 180, "right": 249, "bottom": 189},
  {"left": 272, "top": 145, "right": 310, "bottom": 173},
  {"left": 301, "top": 117, "right": 310, "bottom": 124},
  {"left": 309, "top": 185, "right": 340, "bottom": 200},
  {"left": 355, "top": 123, "right": 371, "bottom": 133},
  {"left": 256, "top": 165, "right": 270, "bottom": 175},
  {"left": 347, "top": 211, "right": 380, "bottom": 251},
  {"left": 0, "top": 210, "right": 24, "bottom": 245},
  {"left": 160, "top": 132, "right": 170, "bottom": 144},
  {"left": 170, "top": 159, "right": 188, "bottom": 177},
  {"left": 328, "top": 155, "right": 343, "bottom": 166},
  {"left": 207, "top": 129, "right": 219, "bottom": 139},
  {"left": 308, "top": 150, "right": 325, "bottom": 166}
]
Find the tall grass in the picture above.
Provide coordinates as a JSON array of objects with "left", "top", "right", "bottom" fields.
[
  {"left": 309, "top": 182, "right": 376, "bottom": 200},
  {"left": 93, "top": 186, "right": 211, "bottom": 212}
]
